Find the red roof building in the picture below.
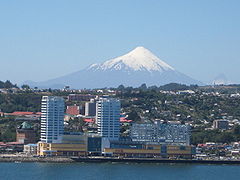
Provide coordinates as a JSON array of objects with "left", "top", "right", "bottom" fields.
[
  {"left": 4, "top": 112, "right": 41, "bottom": 121},
  {"left": 84, "top": 118, "right": 95, "bottom": 123},
  {"left": 7, "top": 142, "right": 24, "bottom": 145},
  {"left": 9, "top": 112, "right": 34, "bottom": 116},
  {"left": 120, "top": 117, "right": 132, "bottom": 123},
  {"left": 0, "top": 142, "right": 7, "bottom": 146},
  {"left": 66, "top": 105, "right": 80, "bottom": 116}
]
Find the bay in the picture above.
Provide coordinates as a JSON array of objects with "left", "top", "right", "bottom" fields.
[{"left": 1, "top": 162, "right": 240, "bottom": 180}]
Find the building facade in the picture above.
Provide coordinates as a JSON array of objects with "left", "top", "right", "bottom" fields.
[
  {"left": 104, "top": 143, "right": 195, "bottom": 159},
  {"left": 24, "top": 144, "right": 38, "bottom": 155},
  {"left": 85, "top": 99, "right": 96, "bottom": 117},
  {"left": 40, "top": 96, "right": 65, "bottom": 143},
  {"left": 131, "top": 122, "right": 190, "bottom": 145},
  {"left": 96, "top": 98, "right": 120, "bottom": 140},
  {"left": 38, "top": 133, "right": 87, "bottom": 156},
  {"left": 16, "top": 122, "right": 36, "bottom": 144}
]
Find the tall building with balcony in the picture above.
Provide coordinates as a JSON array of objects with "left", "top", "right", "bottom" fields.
[
  {"left": 96, "top": 98, "right": 120, "bottom": 140},
  {"left": 40, "top": 96, "right": 65, "bottom": 143}
]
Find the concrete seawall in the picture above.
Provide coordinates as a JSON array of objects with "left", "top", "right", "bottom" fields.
[
  {"left": 1, "top": 156, "right": 240, "bottom": 165},
  {"left": 71, "top": 157, "right": 240, "bottom": 165},
  {"left": 0, "top": 156, "right": 74, "bottom": 163}
]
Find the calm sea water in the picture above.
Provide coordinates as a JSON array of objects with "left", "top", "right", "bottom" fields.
[{"left": 1, "top": 162, "right": 240, "bottom": 180}]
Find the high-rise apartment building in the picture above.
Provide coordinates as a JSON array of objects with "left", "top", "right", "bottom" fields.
[
  {"left": 40, "top": 96, "right": 65, "bottom": 143},
  {"left": 96, "top": 98, "right": 120, "bottom": 140}
]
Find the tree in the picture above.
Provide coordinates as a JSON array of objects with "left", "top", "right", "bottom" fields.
[
  {"left": 117, "top": 85, "right": 125, "bottom": 90},
  {"left": 233, "top": 125, "right": 240, "bottom": 135},
  {"left": 139, "top": 83, "right": 147, "bottom": 90},
  {"left": 21, "top": 84, "right": 30, "bottom": 89},
  {"left": 4, "top": 80, "right": 14, "bottom": 88},
  {"left": 127, "top": 110, "right": 141, "bottom": 122},
  {"left": 0, "top": 80, "right": 18, "bottom": 89}
]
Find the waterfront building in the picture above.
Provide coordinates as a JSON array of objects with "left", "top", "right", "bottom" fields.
[
  {"left": 87, "top": 135, "right": 102, "bottom": 155},
  {"left": 103, "top": 141, "right": 195, "bottom": 159},
  {"left": 96, "top": 98, "right": 121, "bottom": 140},
  {"left": 131, "top": 122, "right": 190, "bottom": 145},
  {"left": 1, "top": 142, "right": 24, "bottom": 152},
  {"left": 38, "top": 133, "right": 87, "bottom": 156},
  {"left": 213, "top": 119, "right": 229, "bottom": 130},
  {"left": 37, "top": 133, "right": 196, "bottom": 159},
  {"left": 16, "top": 122, "right": 36, "bottom": 144},
  {"left": 40, "top": 96, "right": 65, "bottom": 143},
  {"left": 85, "top": 99, "right": 96, "bottom": 117},
  {"left": 24, "top": 144, "right": 38, "bottom": 155}
]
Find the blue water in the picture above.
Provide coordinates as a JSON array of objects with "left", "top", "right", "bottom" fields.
[{"left": 1, "top": 162, "right": 240, "bottom": 180}]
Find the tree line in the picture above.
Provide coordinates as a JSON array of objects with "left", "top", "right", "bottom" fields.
[{"left": 0, "top": 80, "right": 18, "bottom": 89}]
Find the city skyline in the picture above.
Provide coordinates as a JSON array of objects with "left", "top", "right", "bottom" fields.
[{"left": 0, "top": 0, "right": 240, "bottom": 85}]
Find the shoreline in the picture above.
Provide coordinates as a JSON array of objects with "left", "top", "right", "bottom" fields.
[
  {"left": 0, "top": 156, "right": 74, "bottom": 163},
  {"left": 71, "top": 157, "right": 240, "bottom": 165},
  {"left": 1, "top": 156, "right": 240, "bottom": 165}
]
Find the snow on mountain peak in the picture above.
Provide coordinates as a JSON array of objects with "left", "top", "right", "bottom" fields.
[{"left": 90, "top": 46, "right": 175, "bottom": 72}]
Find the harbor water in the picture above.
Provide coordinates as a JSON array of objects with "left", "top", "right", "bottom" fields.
[{"left": 1, "top": 162, "right": 240, "bottom": 180}]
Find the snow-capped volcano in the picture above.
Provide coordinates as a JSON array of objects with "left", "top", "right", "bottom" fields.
[
  {"left": 89, "top": 46, "right": 174, "bottom": 72},
  {"left": 26, "top": 46, "right": 202, "bottom": 89}
]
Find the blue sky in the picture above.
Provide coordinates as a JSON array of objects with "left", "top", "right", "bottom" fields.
[{"left": 0, "top": 0, "right": 239, "bottom": 84}]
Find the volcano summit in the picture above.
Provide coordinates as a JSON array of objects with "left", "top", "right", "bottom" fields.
[
  {"left": 89, "top": 46, "right": 174, "bottom": 72},
  {"left": 28, "top": 47, "right": 202, "bottom": 89}
]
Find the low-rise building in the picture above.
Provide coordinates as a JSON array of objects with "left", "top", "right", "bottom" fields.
[
  {"left": 68, "top": 94, "right": 96, "bottom": 102},
  {"left": 5, "top": 111, "right": 41, "bottom": 121},
  {"left": 66, "top": 105, "right": 80, "bottom": 116},
  {"left": 24, "top": 144, "right": 38, "bottom": 155},
  {"left": 213, "top": 119, "right": 229, "bottom": 130},
  {"left": 38, "top": 133, "right": 87, "bottom": 156},
  {"left": 0, "top": 142, "right": 24, "bottom": 152},
  {"left": 16, "top": 122, "right": 36, "bottom": 144},
  {"left": 104, "top": 141, "right": 195, "bottom": 159}
]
